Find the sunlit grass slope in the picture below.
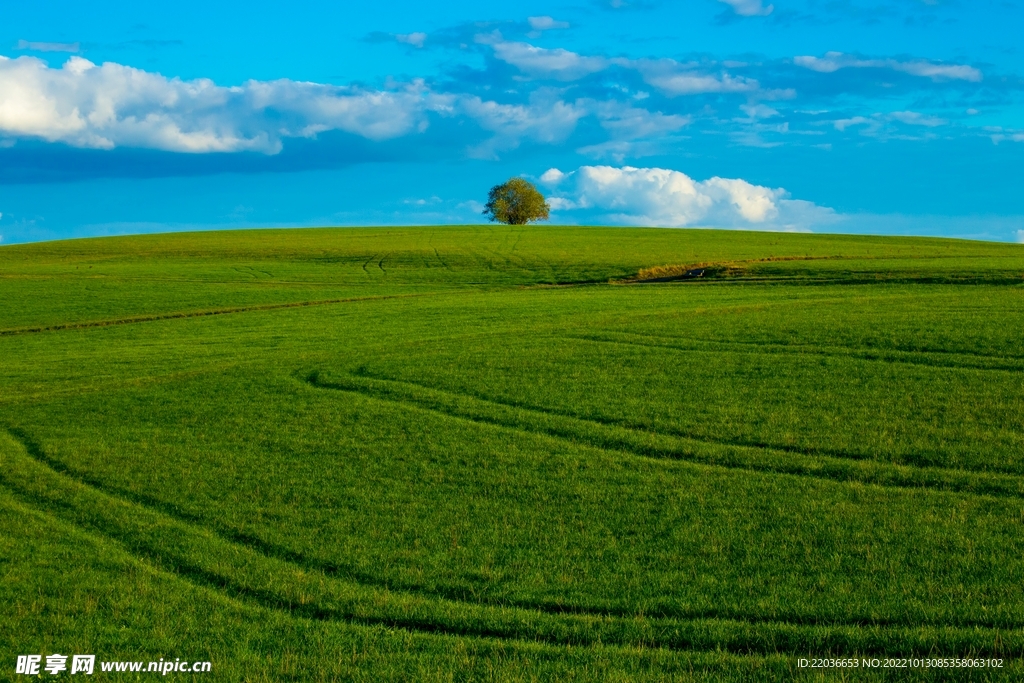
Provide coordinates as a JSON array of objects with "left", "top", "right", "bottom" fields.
[{"left": 2, "top": 225, "right": 1023, "bottom": 681}]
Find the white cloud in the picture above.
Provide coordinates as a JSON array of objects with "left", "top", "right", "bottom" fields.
[
  {"left": 489, "top": 41, "right": 607, "bottom": 81},
  {"left": 739, "top": 103, "right": 779, "bottom": 119},
  {"left": 460, "top": 94, "right": 585, "bottom": 158},
  {"left": 889, "top": 110, "right": 945, "bottom": 127},
  {"left": 832, "top": 111, "right": 946, "bottom": 139},
  {"left": 794, "top": 52, "right": 982, "bottom": 82},
  {"left": 403, "top": 196, "right": 442, "bottom": 205},
  {"left": 483, "top": 41, "right": 760, "bottom": 96},
  {"left": 627, "top": 59, "right": 760, "bottom": 96},
  {"left": 833, "top": 116, "right": 878, "bottom": 132},
  {"left": 396, "top": 32, "right": 427, "bottom": 48},
  {"left": 545, "top": 165, "right": 837, "bottom": 230},
  {"left": 1017, "top": 230, "right": 1024, "bottom": 244},
  {"left": 590, "top": 100, "right": 690, "bottom": 138},
  {"left": 456, "top": 199, "right": 485, "bottom": 213},
  {"left": 570, "top": 102, "right": 690, "bottom": 161},
  {"left": 0, "top": 55, "right": 452, "bottom": 153},
  {"left": 527, "top": 16, "right": 570, "bottom": 31},
  {"left": 540, "top": 168, "right": 566, "bottom": 184},
  {"left": 718, "top": 0, "right": 774, "bottom": 16},
  {"left": 1, "top": 53, "right": 706, "bottom": 159},
  {"left": 460, "top": 97, "right": 582, "bottom": 142},
  {"left": 576, "top": 140, "right": 664, "bottom": 162},
  {"left": 984, "top": 126, "right": 1024, "bottom": 144},
  {"left": 16, "top": 40, "right": 80, "bottom": 53},
  {"left": 547, "top": 197, "right": 578, "bottom": 210}
]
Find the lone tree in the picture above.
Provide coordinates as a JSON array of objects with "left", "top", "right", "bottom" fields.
[{"left": 483, "top": 177, "right": 550, "bottom": 225}]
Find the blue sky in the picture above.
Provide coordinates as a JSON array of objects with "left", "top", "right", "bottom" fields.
[{"left": 2, "top": 0, "right": 1024, "bottom": 244}]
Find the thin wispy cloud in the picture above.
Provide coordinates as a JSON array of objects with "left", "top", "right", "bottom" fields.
[
  {"left": 795, "top": 52, "right": 982, "bottom": 82},
  {"left": 481, "top": 37, "right": 765, "bottom": 96},
  {"left": 16, "top": 39, "right": 80, "bottom": 53},
  {"left": 832, "top": 111, "right": 949, "bottom": 139},
  {"left": 527, "top": 16, "right": 570, "bottom": 31},
  {"left": 717, "top": 0, "right": 774, "bottom": 17},
  {"left": 485, "top": 39, "right": 607, "bottom": 81},
  {"left": 628, "top": 59, "right": 760, "bottom": 95},
  {"left": 396, "top": 32, "right": 427, "bottom": 48},
  {"left": 889, "top": 111, "right": 946, "bottom": 127}
]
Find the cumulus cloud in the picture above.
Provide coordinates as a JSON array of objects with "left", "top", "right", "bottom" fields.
[
  {"left": 1017, "top": 230, "right": 1024, "bottom": 244},
  {"left": 527, "top": 16, "right": 570, "bottom": 31},
  {"left": 591, "top": 100, "right": 690, "bottom": 138},
  {"left": 543, "top": 165, "right": 837, "bottom": 230},
  {"left": 718, "top": 0, "right": 774, "bottom": 16},
  {"left": 0, "top": 54, "right": 454, "bottom": 153},
  {"left": 540, "top": 168, "right": 566, "bottom": 184},
  {"left": 794, "top": 52, "right": 982, "bottom": 82},
  {"left": 488, "top": 41, "right": 607, "bottom": 81},
  {"left": 1, "top": 53, "right": 711, "bottom": 159},
  {"left": 460, "top": 94, "right": 585, "bottom": 157}
]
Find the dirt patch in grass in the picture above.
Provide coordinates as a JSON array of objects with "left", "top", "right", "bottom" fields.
[{"left": 621, "top": 255, "right": 847, "bottom": 283}]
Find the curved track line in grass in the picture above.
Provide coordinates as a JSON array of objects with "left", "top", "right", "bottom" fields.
[
  {"left": 303, "top": 372, "right": 1024, "bottom": 500},
  {"left": 0, "top": 293, "right": 427, "bottom": 337},
  {"left": 433, "top": 248, "right": 451, "bottom": 272},
  {"left": 12, "top": 423, "right": 1024, "bottom": 655},
  {"left": 383, "top": 327, "right": 1024, "bottom": 472},
  {"left": 571, "top": 332, "right": 1024, "bottom": 374},
  {"left": 0, "top": 425, "right": 696, "bottom": 650},
  {"left": 0, "top": 427, "right": 608, "bottom": 623},
  {"left": 628, "top": 323, "right": 1024, "bottom": 354},
  {"left": 9, "top": 425, "right": 983, "bottom": 636},
  {"left": 8, "top": 430, "right": 1023, "bottom": 654},
  {"left": 0, "top": 424, "right": 990, "bottom": 634},
  {"left": 630, "top": 326, "right": 1024, "bottom": 364},
  {"left": 0, "top": 497, "right": 827, "bottom": 678}
]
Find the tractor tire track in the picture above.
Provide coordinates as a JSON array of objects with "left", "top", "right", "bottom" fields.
[
  {"left": 303, "top": 371, "right": 1024, "bottom": 501},
  {"left": 571, "top": 332, "right": 1024, "bottom": 374},
  {"left": 4, "top": 426, "right": 1023, "bottom": 656},
  {"left": 0, "top": 293, "right": 427, "bottom": 337}
]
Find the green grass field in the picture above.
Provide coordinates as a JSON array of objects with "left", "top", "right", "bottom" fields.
[{"left": 2, "top": 225, "right": 1023, "bottom": 681}]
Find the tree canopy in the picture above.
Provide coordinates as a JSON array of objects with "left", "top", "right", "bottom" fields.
[{"left": 483, "top": 177, "right": 550, "bottom": 225}]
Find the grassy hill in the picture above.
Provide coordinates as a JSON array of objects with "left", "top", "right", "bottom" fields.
[{"left": 2, "top": 225, "right": 1023, "bottom": 681}]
